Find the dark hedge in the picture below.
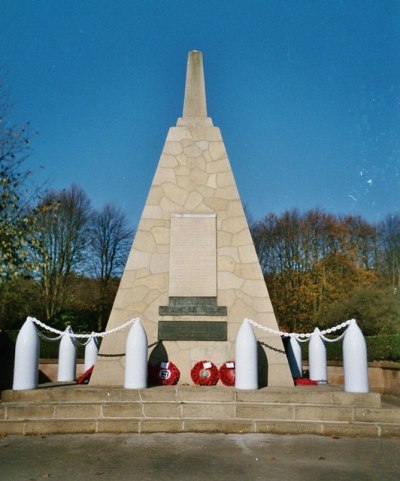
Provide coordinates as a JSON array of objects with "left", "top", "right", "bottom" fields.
[{"left": 300, "top": 334, "right": 400, "bottom": 363}]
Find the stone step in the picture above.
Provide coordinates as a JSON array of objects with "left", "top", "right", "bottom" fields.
[
  {"left": 0, "top": 384, "right": 383, "bottom": 407},
  {"left": 1, "top": 385, "right": 399, "bottom": 437}
]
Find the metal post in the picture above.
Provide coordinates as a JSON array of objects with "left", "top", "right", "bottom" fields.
[
  {"left": 13, "top": 318, "right": 39, "bottom": 390},
  {"left": 235, "top": 319, "right": 258, "bottom": 390}
]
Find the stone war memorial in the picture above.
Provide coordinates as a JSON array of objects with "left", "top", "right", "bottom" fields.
[
  {"left": 4, "top": 51, "right": 399, "bottom": 440},
  {"left": 90, "top": 50, "right": 293, "bottom": 388}
]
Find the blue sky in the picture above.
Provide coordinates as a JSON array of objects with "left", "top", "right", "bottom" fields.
[{"left": 1, "top": 0, "right": 399, "bottom": 227}]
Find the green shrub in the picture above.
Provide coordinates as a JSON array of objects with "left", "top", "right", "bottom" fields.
[
  {"left": 301, "top": 334, "right": 400, "bottom": 363},
  {"left": 365, "top": 335, "right": 400, "bottom": 362}
]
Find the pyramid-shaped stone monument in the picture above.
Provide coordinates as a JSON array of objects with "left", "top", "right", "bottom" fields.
[{"left": 90, "top": 51, "right": 293, "bottom": 387}]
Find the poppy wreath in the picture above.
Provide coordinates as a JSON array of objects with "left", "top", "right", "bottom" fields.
[
  {"left": 219, "top": 361, "right": 235, "bottom": 387},
  {"left": 294, "top": 377, "right": 318, "bottom": 386},
  {"left": 148, "top": 361, "right": 180, "bottom": 386},
  {"left": 191, "top": 360, "right": 219, "bottom": 386},
  {"left": 76, "top": 365, "right": 94, "bottom": 384}
]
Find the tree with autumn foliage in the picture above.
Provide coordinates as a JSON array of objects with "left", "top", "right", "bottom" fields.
[{"left": 252, "top": 209, "right": 384, "bottom": 333}]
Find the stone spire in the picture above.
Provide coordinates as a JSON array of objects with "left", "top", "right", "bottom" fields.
[
  {"left": 90, "top": 51, "right": 293, "bottom": 388},
  {"left": 182, "top": 50, "right": 207, "bottom": 118}
]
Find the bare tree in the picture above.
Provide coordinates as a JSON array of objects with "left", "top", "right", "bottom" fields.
[
  {"left": 0, "top": 78, "right": 37, "bottom": 279},
  {"left": 33, "top": 185, "right": 91, "bottom": 321},
  {"left": 89, "top": 204, "right": 134, "bottom": 330}
]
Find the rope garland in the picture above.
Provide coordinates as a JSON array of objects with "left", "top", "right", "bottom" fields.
[
  {"left": 30, "top": 315, "right": 354, "bottom": 345},
  {"left": 247, "top": 318, "right": 353, "bottom": 342},
  {"left": 29, "top": 316, "right": 137, "bottom": 340}
]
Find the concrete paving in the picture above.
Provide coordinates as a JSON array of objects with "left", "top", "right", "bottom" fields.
[{"left": 0, "top": 432, "right": 399, "bottom": 481}]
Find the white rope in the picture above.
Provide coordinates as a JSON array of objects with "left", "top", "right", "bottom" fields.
[
  {"left": 29, "top": 316, "right": 137, "bottom": 339},
  {"left": 247, "top": 318, "right": 353, "bottom": 341},
  {"left": 30, "top": 315, "right": 353, "bottom": 343}
]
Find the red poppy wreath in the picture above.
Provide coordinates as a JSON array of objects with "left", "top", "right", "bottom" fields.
[
  {"left": 76, "top": 365, "right": 94, "bottom": 384},
  {"left": 149, "top": 361, "right": 180, "bottom": 386},
  {"left": 294, "top": 377, "right": 318, "bottom": 386},
  {"left": 219, "top": 361, "right": 235, "bottom": 387},
  {"left": 191, "top": 360, "right": 219, "bottom": 386}
]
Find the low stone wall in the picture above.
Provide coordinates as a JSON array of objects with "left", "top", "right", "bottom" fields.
[
  {"left": 304, "top": 361, "right": 400, "bottom": 397},
  {"left": 38, "top": 359, "right": 400, "bottom": 396},
  {"left": 39, "top": 359, "right": 84, "bottom": 383}
]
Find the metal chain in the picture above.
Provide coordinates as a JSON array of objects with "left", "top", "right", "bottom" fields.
[
  {"left": 319, "top": 331, "right": 347, "bottom": 343},
  {"left": 74, "top": 334, "right": 97, "bottom": 346},
  {"left": 37, "top": 330, "right": 63, "bottom": 342}
]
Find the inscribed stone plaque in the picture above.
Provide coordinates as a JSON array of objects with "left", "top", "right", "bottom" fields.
[
  {"left": 169, "top": 214, "right": 217, "bottom": 297},
  {"left": 158, "top": 321, "right": 227, "bottom": 341},
  {"left": 159, "top": 297, "right": 227, "bottom": 316}
]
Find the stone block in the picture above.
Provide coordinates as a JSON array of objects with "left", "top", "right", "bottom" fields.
[
  {"left": 142, "top": 205, "right": 162, "bottom": 219},
  {"left": 166, "top": 127, "right": 191, "bottom": 142},
  {"left": 218, "top": 186, "right": 239, "bottom": 200},
  {"left": 150, "top": 253, "right": 169, "bottom": 274},
  {"left": 332, "top": 391, "right": 381, "bottom": 408},
  {"left": 97, "top": 419, "right": 140, "bottom": 433},
  {"left": 0, "top": 389, "right": 46, "bottom": 403},
  {"left": 255, "top": 421, "right": 323, "bottom": 435},
  {"left": 236, "top": 404, "right": 294, "bottom": 421},
  {"left": 238, "top": 245, "right": 257, "bottom": 263},
  {"left": 163, "top": 141, "right": 183, "bottom": 155},
  {"left": 294, "top": 406, "right": 354, "bottom": 422},
  {"left": 54, "top": 403, "right": 101, "bottom": 419},
  {"left": 6, "top": 404, "right": 55, "bottom": 420},
  {"left": 178, "top": 387, "right": 235, "bottom": 403},
  {"left": 159, "top": 154, "right": 178, "bottom": 168},
  {"left": 61, "top": 388, "right": 129, "bottom": 403},
  {"left": 139, "top": 387, "right": 178, "bottom": 402},
  {"left": 217, "top": 271, "right": 244, "bottom": 290},
  {"left": 206, "top": 159, "right": 229, "bottom": 174},
  {"left": 216, "top": 172, "right": 234, "bottom": 187},
  {"left": 0, "top": 421, "right": 25, "bottom": 435},
  {"left": 140, "top": 419, "right": 183, "bottom": 433},
  {"left": 320, "top": 423, "right": 380, "bottom": 438},
  {"left": 25, "top": 420, "right": 96, "bottom": 435},
  {"left": 354, "top": 407, "right": 400, "bottom": 423},
  {"left": 183, "top": 419, "right": 254, "bottom": 433},
  {"left": 102, "top": 403, "right": 142, "bottom": 418},
  {"left": 379, "top": 424, "right": 400, "bottom": 437},
  {"left": 235, "top": 388, "right": 332, "bottom": 405},
  {"left": 184, "top": 191, "right": 203, "bottom": 209},
  {"left": 208, "top": 142, "right": 226, "bottom": 161},
  {"left": 80, "top": 388, "right": 142, "bottom": 403},
  {"left": 182, "top": 403, "right": 235, "bottom": 419},
  {"left": 143, "top": 402, "right": 181, "bottom": 418},
  {"left": 241, "top": 279, "right": 270, "bottom": 298}
]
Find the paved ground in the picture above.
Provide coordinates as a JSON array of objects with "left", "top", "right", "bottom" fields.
[{"left": 0, "top": 432, "right": 399, "bottom": 481}]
